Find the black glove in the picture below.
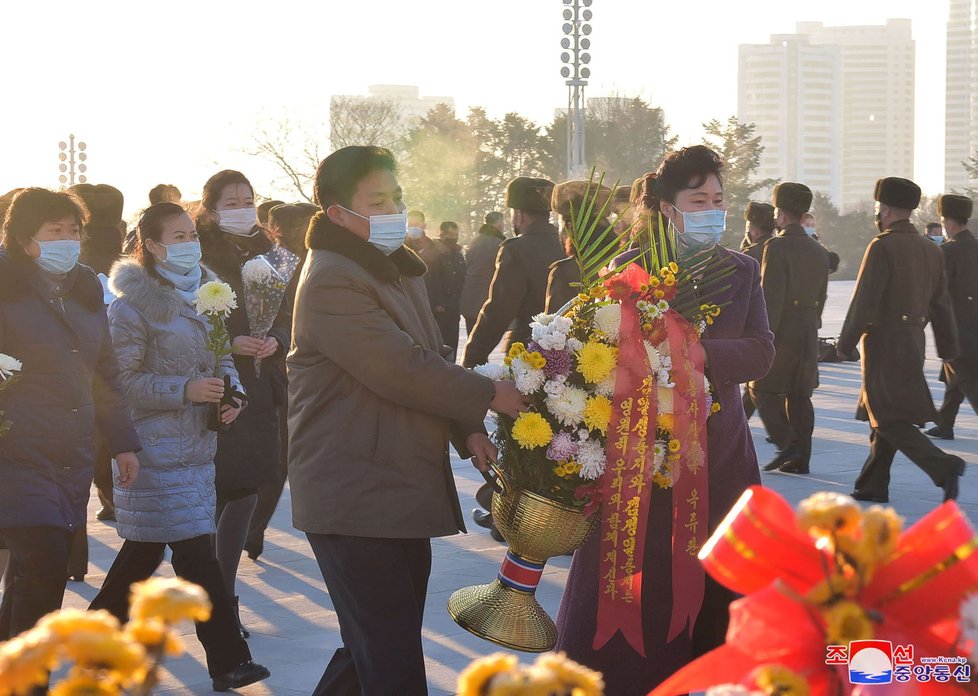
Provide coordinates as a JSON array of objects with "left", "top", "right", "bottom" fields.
[{"left": 221, "top": 374, "right": 247, "bottom": 410}]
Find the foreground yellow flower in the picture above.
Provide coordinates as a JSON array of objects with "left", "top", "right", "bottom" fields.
[
  {"left": 37, "top": 608, "right": 120, "bottom": 639},
  {"left": 856, "top": 505, "right": 903, "bottom": 563},
  {"left": 124, "top": 618, "right": 184, "bottom": 657},
  {"left": 0, "top": 628, "right": 59, "bottom": 696},
  {"left": 657, "top": 413, "right": 675, "bottom": 432},
  {"left": 576, "top": 341, "right": 618, "bottom": 384},
  {"left": 533, "top": 652, "right": 604, "bottom": 696},
  {"left": 63, "top": 630, "right": 146, "bottom": 678},
  {"left": 512, "top": 412, "right": 554, "bottom": 450},
  {"left": 457, "top": 653, "right": 519, "bottom": 696},
  {"left": 129, "top": 577, "right": 212, "bottom": 624},
  {"left": 583, "top": 395, "right": 612, "bottom": 435},
  {"left": 751, "top": 664, "right": 809, "bottom": 696},
  {"left": 797, "top": 491, "right": 861, "bottom": 537},
  {"left": 49, "top": 673, "right": 123, "bottom": 696},
  {"left": 823, "top": 600, "right": 874, "bottom": 644},
  {"left": 806, "top": 571, "right": 859, "bottom": 605}
]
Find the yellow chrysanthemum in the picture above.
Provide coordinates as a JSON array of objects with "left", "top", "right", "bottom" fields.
[
  {"left": 38, "top": 608, "right": 120, "bottom": 639},
  {"left": 668, "top": 262, "right": 679, "bottom": 273},
  {"left": 583, "top": 395, "right": 612, "bottom": 435},
  {"left": 857, "top": 505, "right": 903, "bottom": 563},
  {"left": 576, "top": 341, "right": 618, "bottom": 384},
  {"left": 511, "top": 412, "right": 554, "bottom": 450},
  {"left": 710, "top": 402, "right": 721, "bottom": 413},
  {"left": 129, "top": 577, "right": 212, "bottom": 624},
  {"left": 526, "top": 351, "right": 547, "bottom": 370},
  {"left": 589, "top": 285, "right": 607, "bottom": 299},
  {"left": 823, "top": 601, "right": 874, "bottom": 645},
  {"left": 806, "top": 572, "right": 859, "bottom": 605},
  {"left": 62, "top": 631, "right": 146, "bottom": 677},
  {"left": 663, "top": 275, "right": 676, "bottom": 287},
  {"left": 797, "top": 492, "right": 862, "bottom": 538},
  {"left": 653, "top": 289, "right": 665, "bottom": 299},
  {"left": 532, "top": 653, "right": 604, "bottom": 696},
  {"left": 752, "top": 664, "right": 810, "bottom": 696},
  {"left": 457, "top": 653, "right": 520, "bottom": 696},
  {"left": 668, "top": 439, "right": 681, "bottom": 453},
  {"left": 49, "top": 674, "right": 123, "bottom": 696},
  {"left": 124, "top": 618, "right": 184, "bottom": 657},
  {"left": 657, "top": 413, "right": 674, "bottom": 432},
  {"left": 0, "top": 628, "right": 60, "bottom": 696}
]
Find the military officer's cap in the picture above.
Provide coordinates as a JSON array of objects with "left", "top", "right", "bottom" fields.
[
  {"left": 69, "top": 183, "right": 124, "bottom": 227},
  {"left": 744, "top": 201, "right": 775, "bottom": 225},
  {"left": 612, "top": 185, "right": 632, "bottom": 208},
  {"left": 772, "top": 182, "right": 813, "bottom": 215},
  {"left": 551, "top": 180, "right": 614, "bottom": 220},
  {"left": 874, "top": 177, "right": 921, "bottom": 210},
  {"left": 938, "top": 194, "right": 973, "bottom": 221},
  {"left": 505, "top": 177, "right": 555, "bottom": 213}
]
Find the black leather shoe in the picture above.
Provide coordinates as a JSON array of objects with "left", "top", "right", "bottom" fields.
[
  {"left": 779, "top": 461, "right": 810, "bottom": 475},
  {"left": 68, "top": 574, "right": 85, "bottom": 583},
  {"left": 212, "top": 659, "right": 270, "bottom": 692},
  {"left": 851, "top": 490, "right": 889, "bottom": 503},
  {"left": 472, "top": 509, "right": 494, "bottom": 529},
  {"left": 489, "top": 526, "right": 505, "bottom": 543},
  {"left": 244, "top": 540, "right": 263, "bottom": 561},
  {"left": 926, "top": 426, "right": 955, "bottom": 441},
  {"left": 96, "top": 507, "right": 115, "bottom": 522},
  {"left": 763, "top": 447, "right": 798, "bottom": 472},
  {"left": 943, "top": 458, "right": 966, "bottom": 502}
]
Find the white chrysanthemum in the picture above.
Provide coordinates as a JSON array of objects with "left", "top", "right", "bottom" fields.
[
  {"left": 654, "top": 441, "right": 667, "bottom": 467},
  {"left": 531, "top": 312, "right": 556, "bottom": 327},
  {"left": 961, "top": 594, "right": 978, "bottom": 645},
  {"left": 643, "top": 341, "right": 662, "bottom": 372},
  {"left": 535, "top": 331, "right": 567, "bottom": 352},
  {"left": 511, "top": 356, "right": 546, "bottom": 395},
  {"left": 551, "top": 316, "right": 573, "bottom": 335},
  {"left": 706, "top": 685, "right": 755, "bottom": 696},
  {"left": 658, "top": 385, "right": 674, "bottom": 414},
  {"left": 595, "top": 369, "right": 617, "bottom": 397},
  {"left": 566, "top": 338, "right": 584, "bottom": 352},
  {"left": 0, "top": 353, "right": 22, "bottom": 380},
  {"left": 578, "top": 438, "right": 606, "bottom": 479},
  {"left": 658, "top": 370, "right": 675, "bottom": 388},
  {"left": 543, "top": 377, "right": 568, "bottom": 398},
  {"left": 546, "top": 386, "right": 588, "bottom": 427},
  {"left": 194, "top": 281, "right": 237, "bottom": 316},
  {"left": 241, "top": 257, "right": 275, "bottom": 285},
  {"left": 659, "top": 353, "right": 673, "bottom": 372},
  {"left": 577, "top": 428, "right": 591, "bottom": 440},
  {"left": 474, "top": 363, "right": 511, "bottom": 381},
  {"left": 593, "top": 303, "right": 622, "bottom": 342}
]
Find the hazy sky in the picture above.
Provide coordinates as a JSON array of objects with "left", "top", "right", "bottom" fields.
[{"left": 0, "top": 0, "right": 950, "bottom": 218}]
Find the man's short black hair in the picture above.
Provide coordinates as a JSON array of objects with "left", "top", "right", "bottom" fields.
[
  {"left": 314, "top": 146, "right": 397, "bottom": 209},
  {"left": 440, "top": 221, "right": 459, "bottom": 234},
  {"left": 926, "top": 222, "right": 944, "bottom": 234}
]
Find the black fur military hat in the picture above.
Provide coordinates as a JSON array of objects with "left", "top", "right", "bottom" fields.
[
  {"left": 613, "top": 185, "right": 632, "bottom": 208},
  {"left": 874, "top": 177, "right": 921, "bottom": 210},
  {"left": 551, "top": 181, "right": 614, "bottom": 220},
  {"left": 938, "top": 194, "right": 973, "bottom": 222},
  {"left": 505, "top": 176, "right": 555, "bottom": 213},
  {"left": 744, "top": 201, "right": 775, "bottom": 224},
  {"left": 69, "top": 183, "right": 124, "bottom": 228},
  {"left": 772, "top": 182, "right": 813, "bottom": 214}
]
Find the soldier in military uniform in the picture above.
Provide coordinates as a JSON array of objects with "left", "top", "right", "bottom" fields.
[
  {"left": 545, "top": 180, "right": 615, "bottom": 313},
  {"left": 461, "top": 177, "right": 562, "bottom": 367},
  {"left": 464, "top": 177, "right": 562, "bottom": 539},
  {"left": 740, "top": 201, "right": 776, "bottom": 263},
  {"left": 751, "top": 183, "right": 830, "bottom": 474},
  {"left": 927, "top": 194, "right": 978, "bottom": 440},
  {"left": 838, "top": 177, "right": 965, "bottom": 503}
]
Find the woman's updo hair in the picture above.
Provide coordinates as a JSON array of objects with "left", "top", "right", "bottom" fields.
[
  {"left": 652, "top": 145, "right": 726, "bottom": 207},
  {"left": 132, "top": 202, "right": 187, "bottom": 276}
]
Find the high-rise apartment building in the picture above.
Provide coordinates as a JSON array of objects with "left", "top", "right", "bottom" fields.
[
  {"left": 739, "top": 20, "right": 915, "bottom": 211},
  {"left": 946, "top": 0, "right": 978, "bottom": 193}
]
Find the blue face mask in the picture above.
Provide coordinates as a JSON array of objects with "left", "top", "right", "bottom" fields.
[
  {"left": 803, "top": 226, "right": 817, "bottom": 237},
  {"left": 32, "top": 239, "right": 80, "bottom": 274},
  {"left": 341, "top": 207, "right": 407, "bottom": 256},
  {"left": 928, "top": 234, "right": 944, "bottom": 244},
  {"left": 670, "top": 206, "right": 727, "bottom": 252},
  {"left": 158, "top": 241, "right": 202, "bottom": 274}
]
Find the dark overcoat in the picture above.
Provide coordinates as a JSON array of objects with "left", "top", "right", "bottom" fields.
[
  {"left": 545, "top": 256, "right": 581, "bottom": 314},
  {"left": 940, "top": 229, "right": 978, "bottom": 383},
  {"left": 752, "top": 224, "right": 830, "bottom": 394},
  {"left": 0, "top": 252, "right": 139, "bottom": 531},
  {"left": 838, "top": 220, "right": 958, "bottom": 427},
  {"left": 459, "top": 225, "right": 505, "bottom": 320}
]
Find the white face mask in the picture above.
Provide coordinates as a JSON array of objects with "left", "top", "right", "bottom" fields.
[
  {"left": 341, "top": 206, "right": 408, "bottom": 255},
  {"left": 217, "top": 207, "right": 259, "bottom": 236}
]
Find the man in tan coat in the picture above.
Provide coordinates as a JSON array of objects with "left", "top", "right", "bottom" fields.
[
  {"left": 838, "top": 176, "right": 965, "bottom": 504},
  {"left": 288, "top": 146, "right": 526, "bottom": 696}
]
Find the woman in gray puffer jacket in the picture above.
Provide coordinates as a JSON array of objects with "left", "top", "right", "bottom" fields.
[{"left": 88, "top": 202, "right": 269, "bottom": 692}]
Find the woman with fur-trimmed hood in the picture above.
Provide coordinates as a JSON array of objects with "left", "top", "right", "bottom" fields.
[{"left": 89, "top": 202, "right": 269, "bottom": 691}]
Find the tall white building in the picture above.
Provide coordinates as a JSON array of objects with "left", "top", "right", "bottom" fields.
[
  {"left": 331, "top": 85, "right": 455, "bottom": 126},
  {"left": 739, "top": 20, "right": 915, "bottom": 211},
  {"left": 946, "top": 0, "right": 978, "bottom": 193}
]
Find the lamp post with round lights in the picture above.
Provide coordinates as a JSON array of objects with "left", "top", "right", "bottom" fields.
[
  {"left": 560, "top": 0, "right": 592, "bottom": 179},
  {"left": 58, "top": 135, "right": 88, "bottom": 187}
]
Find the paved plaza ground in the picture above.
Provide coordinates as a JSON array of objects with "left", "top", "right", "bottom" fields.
[{"left": 57, "top": 280, "right": 978, "bottom": 694}]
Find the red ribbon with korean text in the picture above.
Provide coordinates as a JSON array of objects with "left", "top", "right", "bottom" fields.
[
  {"left": 665, "top": 310, "right": 710, "bottom": 642},
  {"left": 593, "top": 265, "right": 657, "bottom": 656}
]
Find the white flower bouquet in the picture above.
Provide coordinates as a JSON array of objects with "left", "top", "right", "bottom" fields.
[
  {"left": 193, "top": 281, "right": 240, "bottom": 431},
  {"left": 240, "top": 247, "right": 299, "bottom": 376},
  {"left": 0, "top": 352, "right": 21, "bottom": 438}
]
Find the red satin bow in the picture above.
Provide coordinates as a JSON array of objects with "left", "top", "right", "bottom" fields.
[{"left": 650, "top": 486, "right": 978, "bottom": 696}]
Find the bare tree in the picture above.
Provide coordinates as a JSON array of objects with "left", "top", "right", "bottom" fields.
[
  {"left": 329, "top": 96, "right": 404, "bottom": 150},
  {"left": 246, "top": 114, "right": 326, "bottom": 202}
]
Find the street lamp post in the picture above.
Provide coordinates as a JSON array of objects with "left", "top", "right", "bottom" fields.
[
  {"left": 560, "top": 0, "right": 592, "bottom": 179},
  {"left": 58, "top": 135, "right": 88, "bottom": 187}
]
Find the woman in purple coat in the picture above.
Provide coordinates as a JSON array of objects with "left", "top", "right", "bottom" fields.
[{"left": 555, "top": 146, "right": 775, "bottom": 695}]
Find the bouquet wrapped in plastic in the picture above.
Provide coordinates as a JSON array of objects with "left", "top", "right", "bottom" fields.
[{"left": 240, "top": 247, "right": 299, "bottom": 376}]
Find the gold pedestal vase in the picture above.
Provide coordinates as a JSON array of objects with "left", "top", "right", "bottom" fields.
[{"left": 447, "top": 468, "right": 598, "bottom": 652}]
